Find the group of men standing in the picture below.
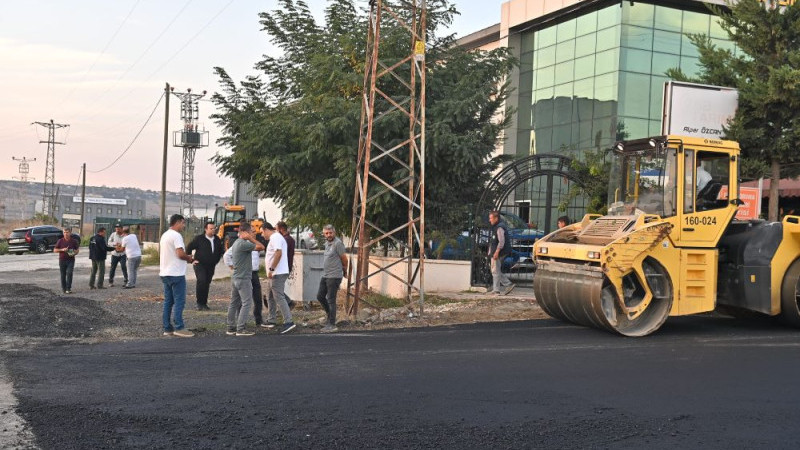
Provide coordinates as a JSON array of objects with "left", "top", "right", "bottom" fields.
[
  {"left": 87, "top": 224, "right": 142, "bottom": 289},
  {"left": 159, "top": 216, "right": 347, "bottom": 337},
  {"left": 53, "top": 213, "right": 348, "bottom": 337},
  {"left": 54, "top": 223, "right": 142, "bottom": 294}
]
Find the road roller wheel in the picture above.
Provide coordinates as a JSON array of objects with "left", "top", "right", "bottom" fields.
[
  {"left": 779, "top": 259, "right": 800, "bottom": 327},
  {"left": 534, "top": 258, "right": 673, "bottom": 337}
]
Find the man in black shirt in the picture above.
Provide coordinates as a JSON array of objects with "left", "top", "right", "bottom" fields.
[
  {"left": 186, "top": 222, "right": 223, "bottom": 310},
  {"left": 89, "top": 227, "right": 114, "bottom": 289}
]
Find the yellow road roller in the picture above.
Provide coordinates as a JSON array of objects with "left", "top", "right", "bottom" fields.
[{"left": 532, "top": 135, "right": 800, "bottom": 336}]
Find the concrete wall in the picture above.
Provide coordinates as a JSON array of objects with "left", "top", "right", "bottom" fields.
[
  {"left": 346, "top": 254, "right": 472, "bottom": 298},
  {"left": 288, "top": 252, "right": 472, "bottom": 300}
]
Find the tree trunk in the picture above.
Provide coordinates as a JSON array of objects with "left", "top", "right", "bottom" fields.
[{"left": 769, "top": 159, "right": 780, "bottom": 222}]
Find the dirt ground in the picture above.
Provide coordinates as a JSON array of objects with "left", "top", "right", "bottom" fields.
[{"left": 0, "top": 267, "right": 545, "bottom": 346}]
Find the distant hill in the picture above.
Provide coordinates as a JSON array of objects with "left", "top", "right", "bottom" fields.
[{"left": 0, "top": 179, "right": 231, "bottom": 222}]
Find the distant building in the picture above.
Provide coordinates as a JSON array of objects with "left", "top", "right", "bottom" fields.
[
  {"left": 455, "top": 0, "right": 737, "bottom": 231},
  {"left": 54, "top": 195, "right": 147, "bottom": 224},
  {"left": 457, "top": 0, "right": 735, "bottom": 159}
]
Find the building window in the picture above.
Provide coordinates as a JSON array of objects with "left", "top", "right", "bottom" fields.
[
  {"left": 54, "top": 206, "right": 60, "bottom": 211},
  {"left": 128, "top": 209, "right": 133, "bottom": 215},
  {"left": 117, "top": 209, "right": 122, "bottom": 215},
  {"left": 137, "top": 210, "right": 142, "bottom": 217},
  {"left": 66, "top": 206, "right": 71, "bottom": 212},
  {"left": 87, "top": 207, "right": 92, "bottom": 213},
  {"left": 107, "top": 208, "right": 112, "bottom": 214}
]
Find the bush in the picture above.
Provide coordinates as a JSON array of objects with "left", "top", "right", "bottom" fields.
[
  {"left": 141, "top": 247, "right": 160, "bottom": 266},
  {"left": 0, "top": 241, "right": 8, "bottom": 255}
]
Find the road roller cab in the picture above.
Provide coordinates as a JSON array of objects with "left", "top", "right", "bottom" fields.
[{"left": 533, "top": 135, "right": 800, "bottom": 336}]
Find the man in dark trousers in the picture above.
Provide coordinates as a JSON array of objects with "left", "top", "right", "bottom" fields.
[
  {"left": 186, "top": 222, "right": 223, "bottom": 311},
  {"left": 89, "top": 227, "right": 114, "bottom": 290},
  {"left": 107, "top": 223, "right": 128, "bottom": 287},
  {"left": 54, "top": 227, "right": 80, "bottom": 294}
]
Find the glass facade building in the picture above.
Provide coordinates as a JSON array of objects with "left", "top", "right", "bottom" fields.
[{"left": 515, "top": 1, "right": 737, "bottom": 158}]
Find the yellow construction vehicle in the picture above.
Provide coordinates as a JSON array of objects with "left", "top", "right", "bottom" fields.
[
  {"left": 533, "top": 135, "right": 800, "bottom": 336},
  {"left": 212, "top": 204, "right": 264, "bottom": 249}
]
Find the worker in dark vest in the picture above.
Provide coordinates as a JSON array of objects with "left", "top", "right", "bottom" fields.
[{"left": 488, "top": 211, "right": 515, "bottom": 295}]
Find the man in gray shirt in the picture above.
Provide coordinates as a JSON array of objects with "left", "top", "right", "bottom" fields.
[
  {"left": 226, "top": 222, "right": 264, "bottom": 336},
  {"left": 316, "top": 224, "right": 348, "bottom": 333}
]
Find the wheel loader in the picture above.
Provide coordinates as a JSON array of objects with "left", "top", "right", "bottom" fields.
[
  {"left": 532, "top": 135, "right": 800, "bottom": 336},
  {"left": 212, "top": 204, "right": 264, "bottom": 249}
]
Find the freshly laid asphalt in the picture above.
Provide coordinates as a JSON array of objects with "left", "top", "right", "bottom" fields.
[{"left": 6, "top": 315, "right": 800, "bottom": 449}]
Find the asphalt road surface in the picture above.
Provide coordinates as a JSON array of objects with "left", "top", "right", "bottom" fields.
[{"left": 6, "top": 316, "right": 800, "bottom": 449}]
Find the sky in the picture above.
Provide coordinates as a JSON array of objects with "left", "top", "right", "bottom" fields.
[{"left": 0, "top": 0, "right": 503, "bottom": 197}]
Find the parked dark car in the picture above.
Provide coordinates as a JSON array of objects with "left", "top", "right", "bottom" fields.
[
  {"left": 429, "top": 212, "right": 545, "bottom": 271},
  {"left": 7, "top": 226, "right": 80, "bottom": 255}
]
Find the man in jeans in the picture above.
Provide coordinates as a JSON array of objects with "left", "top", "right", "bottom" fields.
[
  {"left": 268, "top": 221, "right": 296, "bottom": 309},
  {"left": 159, "top": 214, "right": 195, "bottom": 337},
  {"left": 88, "top": 227, "right": 113, "bottom": 289},
  {"left": 107, "top": 223, "right": 128, "bottom": 287},
  {"left": 118, "top": 226, "right": 142, "bottom": 289},
  {"left": 488, "top": 211, "right": 515, "bottom": 295},
  {"left": 225, "top": 222, "right": 264, "bottom": 336},
  {"left": 317, "top": 224, "right": 348, "bottom": 333},
  {"left": 261, "top": 222, "right": 296, "bottom": 334},
  {"left": 54, "top": 227, "right": 80, "bottom": 294}
]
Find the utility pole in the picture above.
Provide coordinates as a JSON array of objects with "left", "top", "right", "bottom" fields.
[
  {"left": 32, "top": 119, "right": 69, "bottom": 217},
  {"left": 79, "top": 163, "right": 86, "bottom": 235},
  {"left": 12, "top": 157, "right": 37, "bottom": 182},
  {"left": 160, "top": 82, "right": 171, "bottom": 235},
  {"left": 347, "top": 0, "right": 427, "bottom": 317},
  {"left": 171, "top": 88, "right": 209, "bottom": 218}
]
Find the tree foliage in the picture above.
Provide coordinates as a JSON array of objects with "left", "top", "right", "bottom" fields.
[
  {"left": 666, "top": 0, "right": 800, "bottom": 220},
  {"left": 210, "top": 0, "right": 515, "bottom": 238}
]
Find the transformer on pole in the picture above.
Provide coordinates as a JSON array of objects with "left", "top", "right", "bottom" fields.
[
  {"left": 32, "top": 119, "right": 69, "bottom": 217},
  {"left": 171, "top": 88, "right": 209, "bottom": 218},
  {"left": 12, "top": 156, "right": 36, "bottom": 182},
  {"left": 347, "top": 0, "right": 427, "bottom": 317}
]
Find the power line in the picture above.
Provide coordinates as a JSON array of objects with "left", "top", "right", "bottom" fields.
[
  {"left": 101, "top": 0, "right": 235, "bottom": 112},
  {"left": 88, "top": 92, "right": 165, "bottom": 174},
  {"left": 56, "top": 0, "right": 142, "bottom": 112},
  {"left": 70, "top": 0, "right": 194, "bottom": 122},
  {"left": 72, "top": 165, "right": 84, "bottom": 198}
]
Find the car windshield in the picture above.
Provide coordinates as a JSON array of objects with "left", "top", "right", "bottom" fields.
[
  {"left": 501, "top": 212, "right": 527, "bottom": 229},
  {"left": 607, "top": 146, "right": 677, "bottom": 217},
  {"left": 225, "top": 210, "right": 246, "bottom": 222}
]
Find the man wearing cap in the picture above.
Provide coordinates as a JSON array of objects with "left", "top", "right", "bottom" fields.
[
  {"left": 89, "top": 227, "right": 114, "bottom": 290},
  {"left": 107, "top": 223, "right": 128, "bottom": 287}
]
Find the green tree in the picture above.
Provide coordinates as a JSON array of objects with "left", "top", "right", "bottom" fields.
[
  {"left": 210, "top": 0, "right": 514, "bottom": 241},
  {"left": 667, "top": 0, "right": 800, "bottom": 220}
]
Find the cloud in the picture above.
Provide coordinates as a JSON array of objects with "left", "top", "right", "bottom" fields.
[{"left": 0, "top": 37, "right": 125, "bottom": 73}]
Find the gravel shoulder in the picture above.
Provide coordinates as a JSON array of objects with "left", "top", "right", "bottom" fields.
[{"left": 0, "top": 261, "right": 544, "bottom": 347}]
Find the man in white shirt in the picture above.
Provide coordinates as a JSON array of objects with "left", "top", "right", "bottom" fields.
[
  {"left": 697, "top": 159, "right": 712, "bottom": 193},
  {"left": 118, "top": 226, "right": 142, "bottom": 289},
  {"left": 261, "top": 222, "right": 295, "bottom": 334},
  {"left": 107, "top": 223, "right": 128, "bottom": 287},
  {"left": 159, "top": 214, "right": 195, "bottom": 338}
]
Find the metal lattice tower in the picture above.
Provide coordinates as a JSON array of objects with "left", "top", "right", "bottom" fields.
[
  {"left": 32, "top": 120, "right": 69, "bottom": 217},
  {"left": 347, "top": 0, "right": 427, "bottom": 317},
  {"left": 171, "top": 89, "right": 208, "bottom": 217},
  {"left": 12, "top": 156, "right": 36, "bottom": 182}
]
